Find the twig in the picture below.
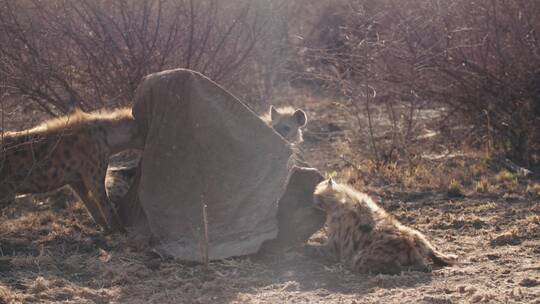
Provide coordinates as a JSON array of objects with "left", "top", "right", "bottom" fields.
[{"left": 199, "top": 194, "right": 209, "bottom": 269}]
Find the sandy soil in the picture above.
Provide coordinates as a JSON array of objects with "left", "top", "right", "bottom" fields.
[{"left": 1, "top": 96, "right": 539, "bottom": 303}]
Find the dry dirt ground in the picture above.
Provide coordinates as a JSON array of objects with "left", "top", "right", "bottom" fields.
[{"left": 1, "top": 96, "right": 540, "bottom": 303}]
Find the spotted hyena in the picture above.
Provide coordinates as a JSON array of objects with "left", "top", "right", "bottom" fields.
[
  {"left": 262, "top": 106, "right": 307, "bottom": 143},
  {"left": 313, "top": 178, "right": 458, "bottom": 274},
  {"left": 0, "top": 108, "right": 144, "bottom": 232}
]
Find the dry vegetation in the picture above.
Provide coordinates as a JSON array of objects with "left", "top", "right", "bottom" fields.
[
  {"left": 1, "top": 99, "right": 539, "bottom": 303},
  {"left": 1, "top": 0, "right": 540, "bottom": 303}
]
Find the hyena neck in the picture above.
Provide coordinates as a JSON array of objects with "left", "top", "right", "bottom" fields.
[
  {"left": 104, "top": 120, "right": 142, "bottom": 154},
  {"left": 294, "top": 130, "right": 304, "bottom": 143}
]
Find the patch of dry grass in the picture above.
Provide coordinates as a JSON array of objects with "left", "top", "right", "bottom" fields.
[
  {"left": 496, "top": 170, "right": 517, "bottom": 182},
  {"left": 0, "top": 285, "right": 27, "bottom": 304},
  {"left": 473, "top": 177, "right": 491, "bottom": 193},
  {"left": 335, "top": 152, "right": 536, "bottom": 200},
  {"left": 526, "top": 183, "right": 540, "bottom": 197},
  {"left": 447, "top": 179, "right": 463, "bottom": 197},
  {"left": 2, "top": 94, "right": 540, "bottom": 304}
]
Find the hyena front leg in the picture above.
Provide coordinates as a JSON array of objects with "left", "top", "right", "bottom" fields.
[
  {"left": 352, "top": 242, "right": 430, "bottom": 274},
  {"left": 302, "top": 243, "right": 338, "bottom": 262},
  {"left": 352, "top": 250, "right": 404, "bottom": 275},
  {"left": 71, "top": 180, "right": 110, "bottom": 230},
  {"left": 83, "top": 174, "right": 125, "bottom": 233}
]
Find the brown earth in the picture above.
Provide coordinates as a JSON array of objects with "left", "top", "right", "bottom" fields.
[{"left": 1, "top": 96, "right": 540, "bottom": 303}]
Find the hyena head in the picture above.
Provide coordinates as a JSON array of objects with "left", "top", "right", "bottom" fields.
[
  {"left": 313, "top": 178, "right": 341, "bottom": 212},
  {"left": 102, "top": 108, "right": 145, "bottom": 154},
  {"left": 269, "top": 106, "right": 307, "bottom": 143}
]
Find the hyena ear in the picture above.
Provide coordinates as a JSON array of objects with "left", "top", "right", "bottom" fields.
[
  {"left": 270, "top": 106, "right": 279, "bottom": 121},
  {"left": 293, "top": 109, "right": 307, "bottom": 127},
  {"left": 327, "top": 178, "right": 335, "bottom": 188}
]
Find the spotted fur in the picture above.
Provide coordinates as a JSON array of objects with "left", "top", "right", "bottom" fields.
[
  {"left": 0, "top": 108, "right": 144, "bottom": 232},
  {"left": 313, "top": 179, "right": 458, "bottom": 274},
  {"left": 105, "top": 159, "right": 139, "bottom": 204}
]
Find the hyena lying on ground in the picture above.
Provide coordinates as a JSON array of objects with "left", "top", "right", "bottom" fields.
[
  {"left": 0, "top": 108, "right": 144, "bottom": 232},
  {"left": 262, "top": 106, "right": 307, "bottom": 143},
  {"left": 313, "top": 178, "right": 458, "bottom": 274}
]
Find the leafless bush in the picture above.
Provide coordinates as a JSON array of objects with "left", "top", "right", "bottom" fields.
[
  {"left": 397, "top": 1, "right": 540, "bottom": 166},
  {"left": 228, "top": 1, "right": 305, "bottom": 109},
  {"left": 289, "top": 1, "right": 425, "bottom": 165},
  {"left": 291, "top": 0, "right": 540, "bottom": 166},
  {"left": 0, "top": 0, "right": 279, "bottom": 115}
]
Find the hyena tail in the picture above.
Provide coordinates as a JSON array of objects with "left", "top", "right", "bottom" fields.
[{"left": 413, "top": 231, "right": 458, "bottom": 266}]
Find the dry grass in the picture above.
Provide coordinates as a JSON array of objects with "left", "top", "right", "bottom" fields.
[
  {"left": 4, "top": 183, "right": 540, "bottom": 303},
  {"left": 1, "top": 94, "right": 539, "bottom": 303},
  {"left": 474, "top": 177, "right": 491, "bottom": 193}
]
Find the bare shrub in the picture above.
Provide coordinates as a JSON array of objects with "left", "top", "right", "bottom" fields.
[
  {"left": 396, "top": 1, "right": 540, "bottom": 166},
  {"left": 302, "top": 1, "right": 424, "bottom": 165},
  {"left": 0, "top": 0, "right": 276, "bottom": 115},
  {"left": 291, "top": 0, "right": 540, "bottom": 166}
]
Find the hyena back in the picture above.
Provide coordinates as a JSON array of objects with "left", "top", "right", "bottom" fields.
[
  {"left": 262, "top": 106, "right": 307, "bottom": 143},
  {"left": 313, "top": 178, "right": 457, "bottom": 274},
  {"left": 0, "top": 108, "right": 144, "bottom": 232}
]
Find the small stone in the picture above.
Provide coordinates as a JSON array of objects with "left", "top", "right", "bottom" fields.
[
  {"left": 470, "top": 294, "right": 483, "bottom": 303},
  {"left": 486, "top": 253, "right": 500, "bottom": 260},
  {"left": 519, "top": 278, "right": 540, "bottom": 287}
]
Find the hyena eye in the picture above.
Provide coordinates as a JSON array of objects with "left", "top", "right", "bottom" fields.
[{"left": 275, "top": 125, "right": 291, "bottom": 137}]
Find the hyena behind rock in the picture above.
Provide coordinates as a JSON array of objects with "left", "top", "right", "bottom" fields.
[
  {"left": 105, "top": 152, "right": 140, "bottom": 204},
  {"left": 262, "top": 106, "right": 307, "bottom": 143},
  {"left": 0, "top": 108, "right": 144, "bottom": 232},
  {"left": 313, "top": 178, "right": 458, "bottom": 274}
]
